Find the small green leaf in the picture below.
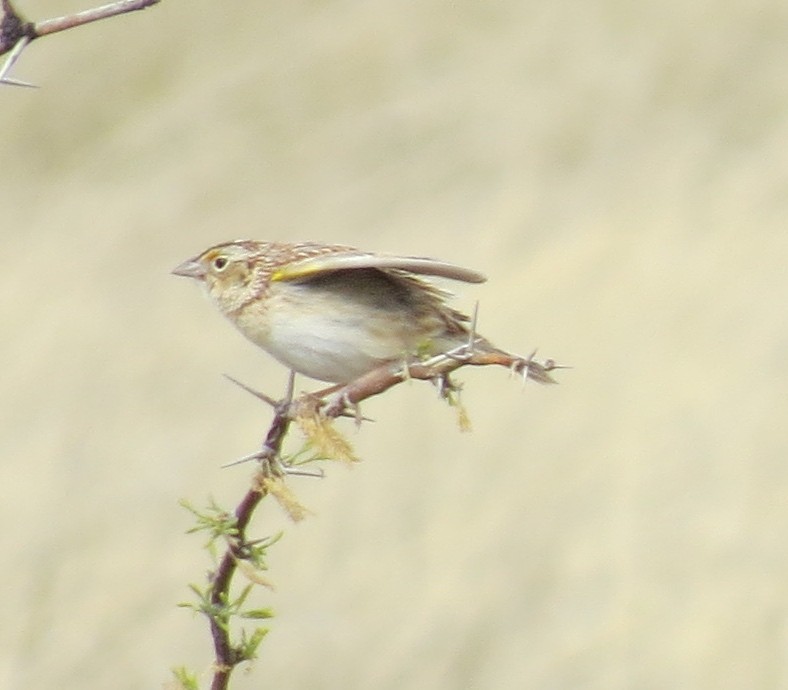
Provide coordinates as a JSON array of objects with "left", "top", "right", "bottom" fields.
[
  {"left": 240, "top": 626, "right": 270, "bottom": 659},
  {"left": 171, "top": 665, "right": 200, "bottom": 690},
  {"left": 241, "top": 608, "right": 275, "bottom": 620}
]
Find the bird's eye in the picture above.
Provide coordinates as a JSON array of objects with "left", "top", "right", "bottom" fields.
[{"left": 213, "top": 256, "right": 228, "bottom": 271}]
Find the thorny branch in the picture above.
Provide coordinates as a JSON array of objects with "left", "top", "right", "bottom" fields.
[
  {"left": 313, "top": 342, "right": 560, "bottom": 419},
  {"left": 0, "top": 0, "right": 159, "bottom": 86},
  {"left": 199, "top": 345, "right": 561, "bottom": 689},
  {"left": 198, "top": 374, "right": 295, "bottom": 690}
]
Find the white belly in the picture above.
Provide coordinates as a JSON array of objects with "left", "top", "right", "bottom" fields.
[
  {"left": 263, "top": 311, "right": 394, "bottom": 382},
  {"left": 232, "top": 284, "right": 415, "bottom": 383}
]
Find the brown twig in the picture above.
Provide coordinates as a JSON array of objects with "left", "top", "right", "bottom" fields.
[
  {"left": 206, "top": 380, "right": 295, "bottom": 690},
  {"left": 317, "top": 344, "right": 562, "bottom": 418},
  {"left": 31, "top": 0, "right": 159, "bottom": 38},
  {"left": 198, "top": 349, "right": 562, "bottom": 689},
  {"left": 0, "top": 0, "right": 159, "bottom": 85}
]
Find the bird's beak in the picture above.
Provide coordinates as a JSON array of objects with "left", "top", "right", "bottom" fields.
[{"left": 172, "top": 259, "right": 206, "bottom": 279}]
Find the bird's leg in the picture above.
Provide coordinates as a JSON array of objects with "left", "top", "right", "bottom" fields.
[
  {"left": 323, "top": 389, "right": 359, "bottom": 423},
  {"left": 432, "top": 372, "right": 462, "bottom": 401},
  {"left": 319, "top": 362, "right": 408, "bottom": 421},
  {"left": 296, "top": 382, "right": 361, "bottom": 424}
]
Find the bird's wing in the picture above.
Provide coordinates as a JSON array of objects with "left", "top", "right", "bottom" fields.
[{"left": 271, "top": 252, "right": 487, "bottom": 284}]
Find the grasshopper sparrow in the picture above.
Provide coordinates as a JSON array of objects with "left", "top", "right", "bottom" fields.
[{"left": 173, "top": 240, "right": 554, "bottom": 385}]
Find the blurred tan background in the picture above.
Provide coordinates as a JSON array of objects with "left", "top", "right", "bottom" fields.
[{"left": 2, "top": 0, "right": 787, "bottom": 688}]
